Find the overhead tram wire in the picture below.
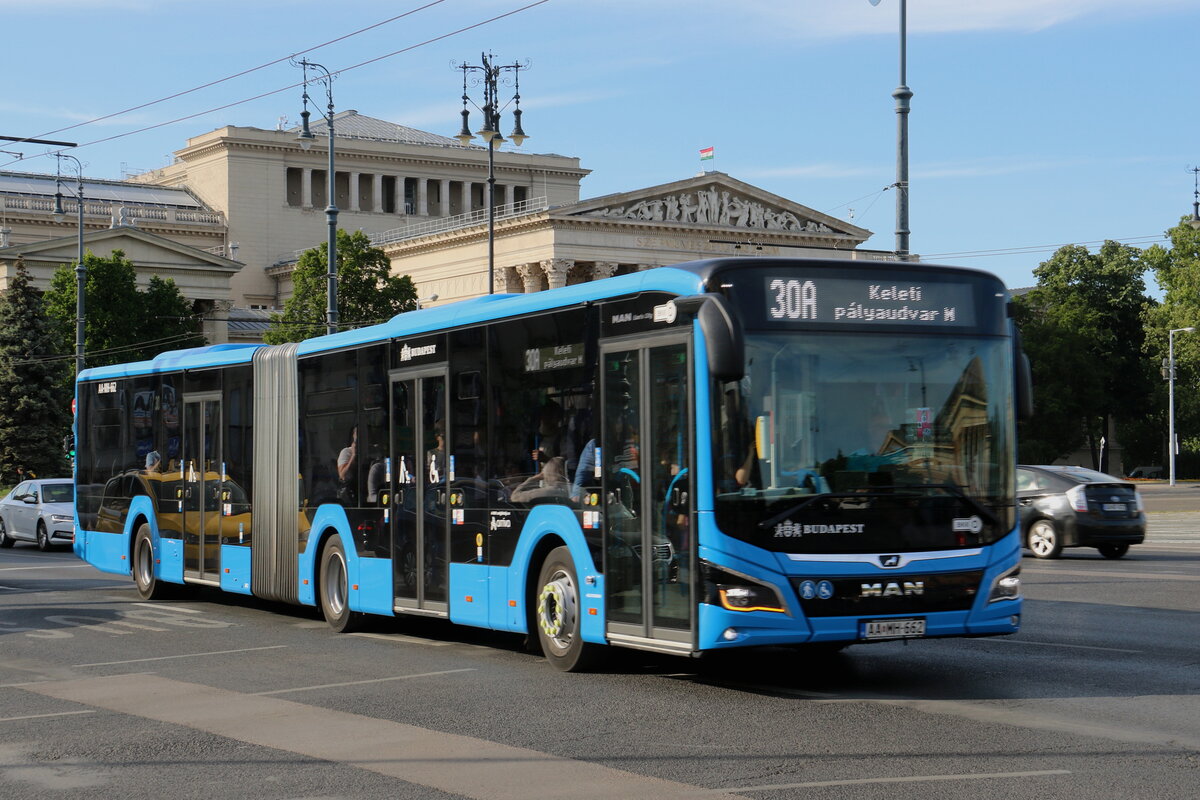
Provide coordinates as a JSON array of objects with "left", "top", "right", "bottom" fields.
[
  {"left": 0, "top": 0, "right": 554, "bottom": 169},
  {"left": 925, "top": 234, "right": 1169, "bottom": 261},
  {"left": 1, "top": 0, "right": 450, "bottom": 151}
]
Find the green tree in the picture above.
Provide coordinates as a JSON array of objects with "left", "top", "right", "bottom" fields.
[
  {"left": 1013, "top": 241, "right": 1156, "bottom": 471},
  {"left": 1143, "top": 217, "right": 1200, "bottom": 473},
  {"left": 0, "top": 258, "right": 71, "bottom": 480},
  {"left": 265, "top": 229, "right": 417, "bottom": 344},
  {"left": 42, "top": 249, "right": 204, "bottom": 369}
]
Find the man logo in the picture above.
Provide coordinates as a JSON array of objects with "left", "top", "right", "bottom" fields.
[{"left": 879, "top": 554, "right": 902, "bottom": 568}]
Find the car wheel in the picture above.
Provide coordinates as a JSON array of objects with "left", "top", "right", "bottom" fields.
[
  {"left": 1027, "top": 519, "right": 1063, "bottom": 559},
  {"left": 1097, "top": 543, "right": 1130, "bottom": 559},
  {"left": 36, "top": 521, "right": 50, "bottom": 551},
  {"left": 535, "top": 546, "right": 601, "bottom": 672},
  {"left": 133, "top": 523, "right": 173, "bottom": 600},
  {"left": 319, "top": 536, "right": 364, "bottom": 633},
  {"left": 0, "top": 518, "right": 12, "bottom": 548}
]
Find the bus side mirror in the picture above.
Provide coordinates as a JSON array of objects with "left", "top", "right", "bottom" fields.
[
  {"left": 1011, "top": 324, "right": 1034, "bottom": 421},
  {"left": 673, "top": 294, "right": 745, "bottom": 381}
]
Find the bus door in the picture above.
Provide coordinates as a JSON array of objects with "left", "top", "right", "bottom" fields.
[
  {"left": 388, "top": 367, "right": 449, "bottom": 615},
  {"left": 601, "top": 335, "right": 694, "bottom": 650},
  {"left": 182, "top": 394, "right": 222, "bottom": 584}
]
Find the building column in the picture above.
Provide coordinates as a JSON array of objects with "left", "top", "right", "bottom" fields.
[
  {"left": 461, "top": 181, "right": 472, "bottom": 214},
  {"left": 541, "top": 258, "right": 573, "bottom": 290},
  {"left": 301, "top": 168, "right": 313, "bottom": 208},
  {"left": 504, "top": 184, "right": 515, "bottom": 208},
  {"left": 372, "top": 175, "right": 383, "bottom": 214},
  {"left": 348, "top": 173, "right": 361, "bottom": 212},
  {"left": 395, "top": 177, "right": 406, "bottom": 215},
  {"left": 417, "top": 179, "right": 429, "bottom": 216},
  {"left": 591, "top": 261, "right": 619, "bottom": 281},
  {"left": 516, "top": 263, "right": 544, "bottom": 293},
  {"left": 440, "top": 179, "right": 451, "bottom": 216},
  {"left": 496, "top": 266, "right": 520, "bottom": 293}
]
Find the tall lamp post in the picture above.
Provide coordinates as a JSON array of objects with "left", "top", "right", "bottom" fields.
[
  {"left": 1168, "top": 326, "right": 1195, "bottom": 486},
  {"left": 53, "top": 154, "right": 86, "bottom": 375},
  {"left": 294, "top": 59, "right": 339, "bottom": 335},
  {"left": 453, "top": 53, "right": 529, "bottom": 295},
  {"left": 870, "top": 0, "right": 911, "bottom": 259}
]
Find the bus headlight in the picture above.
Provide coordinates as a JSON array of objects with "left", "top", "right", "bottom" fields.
[
  {"left": 703, "top": 562, "right": 788, "bottom": 614},
  {"left": 988, "top": 565, "right": 1020, "bottom": 602}
]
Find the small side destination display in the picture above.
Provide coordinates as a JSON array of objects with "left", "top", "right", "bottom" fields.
[{"left": 764, "top": 277, "right": 976, "bottom": 327}]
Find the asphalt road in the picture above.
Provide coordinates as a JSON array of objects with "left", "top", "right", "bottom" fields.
[{"left": 1, "top": 525, "right": 1197, "bottom": 800}]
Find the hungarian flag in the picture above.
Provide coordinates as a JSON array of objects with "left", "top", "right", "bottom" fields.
[{"left": 699, "top": 147, "right": 714, "bottom": 161}]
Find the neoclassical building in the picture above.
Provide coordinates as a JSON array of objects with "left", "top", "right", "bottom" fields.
[{"left": 3, "top": 111, "right": 892, "bottom": 342}]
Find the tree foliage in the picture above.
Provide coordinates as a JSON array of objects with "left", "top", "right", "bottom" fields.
[
  {"left": 0, "top": 258, "right": 71, "bottom": 480},
  {"left": 1143, "top": 217, "right": 1200, "bottom": 469},
  {"left": 264, "top": 229, "right": 417, "bottom": 344},
  {"left": 42, "top": 249, "right": 205, "bottom": 369},
  {"left": 1013, "top": 241, "right": 1156, "bottom": 470}
]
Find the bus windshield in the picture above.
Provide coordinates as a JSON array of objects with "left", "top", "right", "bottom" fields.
[{"left": 715, "top": 331, "right": 1015, "bottom": 553}]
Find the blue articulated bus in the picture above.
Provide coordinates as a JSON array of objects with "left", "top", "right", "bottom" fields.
[{"left": 73, "top": 257, "right": 1030, "bottom": 670}]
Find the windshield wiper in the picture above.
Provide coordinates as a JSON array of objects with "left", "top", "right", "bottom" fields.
[
  {"left": 756, "top": 483, "right": 999, "bottom": 530},
  {"left": 893, "top": 482, "right": 999, "bottom": 527},
  {"left": 757, "top": 492, "right": 893, "bottom": 530}
]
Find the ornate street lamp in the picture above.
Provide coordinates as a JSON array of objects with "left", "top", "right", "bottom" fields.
[
  {"left": 870, "top": 0, "right": 911, "bottom": 260},
  {"left": 294, "top": 58, "right": 339, "bottom": 335},
  {"left": 453, "top": 53, "right": 529, "bottom": 294},
  {"left": 54, "top": 153, "right": 86, "bottom": 375}
]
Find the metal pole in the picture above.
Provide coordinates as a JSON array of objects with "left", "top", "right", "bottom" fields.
[
  {"left": 75, "top": 177, "right": 84, "bottom": 375},
  {"left": 893, "top": 0, "right": 911, "bottom": 260},
  {"left": 1170, "top": 329, "right": 1176, "bottom": 486},
  {"left": 325, "top": 105, "right": 338, "bottom": 335},
  {"left": 487, "top": 121, "right": 496, "bottom": 295}
]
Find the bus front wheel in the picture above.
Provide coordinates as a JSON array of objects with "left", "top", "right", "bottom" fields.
[
  {"left": 535, "top": 546, "right": 600, "bottom": 672},
  {"left": 319, "top": 536, "right": 364, "bottom": 633}
]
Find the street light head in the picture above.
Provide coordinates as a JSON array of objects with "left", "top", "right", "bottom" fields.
[
  {"left": 508, "top": 108, "right": 528, "bottom": 147},
  {"left": 296, "top": 109, "right": 315, "bottom": 150},
  {"left": 1190, "top": 215, "right": 1200, "bottom": 230},
  {"left": 53, "top": 190, "right": 66, "bottom": 222},
  {"left": 456, "top": 108, "right": 474, "bottom": 145}
]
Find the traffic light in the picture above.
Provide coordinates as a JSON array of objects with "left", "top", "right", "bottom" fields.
[{"left": 62, "top": 434, "right": 75, "bottom": 458}]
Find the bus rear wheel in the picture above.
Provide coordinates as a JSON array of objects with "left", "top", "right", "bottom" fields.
[
  {"left": 133, "top": 524, "right": 172, "bottom": 601},
  {"left": 535, "top": 546, "right": 600, "bottom": 672},
  {"left": 319, "top": 536, "right": 364, "bottom": 633}
]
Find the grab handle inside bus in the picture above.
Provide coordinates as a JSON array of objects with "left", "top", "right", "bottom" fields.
[{"left": 673, "top": 293, "right": 745, "bottom": 381}]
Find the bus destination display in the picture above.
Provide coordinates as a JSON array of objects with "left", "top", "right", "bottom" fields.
[{"left": 765, "top": 276, "right": 976, "bottom": 327}]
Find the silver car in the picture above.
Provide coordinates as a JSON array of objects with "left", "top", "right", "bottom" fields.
[{"left": 0, "top": 478, "right": 75, "bottom": 550}]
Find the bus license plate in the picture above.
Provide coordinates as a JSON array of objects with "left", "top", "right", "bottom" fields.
[{"left": 861, "top": 618, "right": 925, "bottom": 640}]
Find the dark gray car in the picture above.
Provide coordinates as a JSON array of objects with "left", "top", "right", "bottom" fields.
[{"left": 1017, "top": 465, "right": 1145, "bottom": 559}]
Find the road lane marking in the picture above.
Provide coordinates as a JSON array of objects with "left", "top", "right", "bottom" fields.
[
  {"left": 131, "top": 603, "right": 203, "bottom": 613},
  {"left": 0, "top": 710, "right": 96, "bottom": 723},
  {"left": 350, "top": 631, "right": 453, "bottom": 647},
  {"left": 254, "top": 669, "right": 477, "bottom": 695},
  {"left": 22, "top": 674, "right": 749, "bottom": 800},
  {"left": 714, "top": 769, "right": 1072, "bottom": 792},
  {"left": 1021, "top": 566, "right": 1200, "bottom": 581},
  {"left": 73, "top": 645, "right": 288, "bottom": 667},
  {"left": 978, "top": 639, "right": 1142, "bottom": 654},
  {"left": 0, "top": 564, "right": 95, "bottom": 572}
]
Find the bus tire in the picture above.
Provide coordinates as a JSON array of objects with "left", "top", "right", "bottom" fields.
[
  {"left": 319, "top": 536, "right": 364, "bottom": 633},
  {"left": 133, "top": 524, "right": 172, "bottom": 601},
  {"left": 535, "top": 546, "right": 600, "bottom": 672}
]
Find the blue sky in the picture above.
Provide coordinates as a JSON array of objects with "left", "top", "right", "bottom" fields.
[{"left": 1, "top": 0, "right": 1195, "bottom": 291}]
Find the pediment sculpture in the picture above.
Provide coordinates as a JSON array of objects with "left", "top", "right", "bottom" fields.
[{"left": 592, "top": 186, "right": 833, "bottom": 233}]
